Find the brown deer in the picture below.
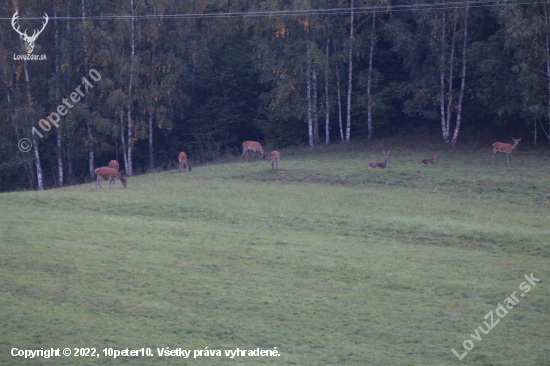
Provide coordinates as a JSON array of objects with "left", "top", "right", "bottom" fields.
[
  {"left": 241, "top": 141, "right": 265, "bottom": 162},
  {"left": 492, "top": 138, "right": 521, "bottom": 167},
  {"left": 178, "top": 152, "right": 192, "bottom": 172},
  {"left": 367, "top": 151, "right": 390, "bottom": 169},
  {"left": 268, "top": 151, "right": 280, "bottom": 170},
  {"left": 95, "top": 167, "right": 127, "bottom": 189},
  {"left": 421, "top": 154, "right": 438, "bottom": 164},
  {"left": 108, "top": 160, "right": 120, "bottom": 171},
  {"left": 107, "top": 160, "right": 120, "bottom": 186}
]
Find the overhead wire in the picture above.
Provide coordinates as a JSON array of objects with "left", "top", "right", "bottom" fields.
[{"left": 0, "top": 0, "right": 546, "bottom": 21}]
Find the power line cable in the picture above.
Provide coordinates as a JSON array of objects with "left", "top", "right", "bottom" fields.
[{"left": 0, "top": 0, "right": 545, "bottom": 21}]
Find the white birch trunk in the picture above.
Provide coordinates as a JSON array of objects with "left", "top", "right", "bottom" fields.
[
  {"left": 127, "top": 0, "right": 136, "bottom": 176},
  {"left": 307, "top": 56, "right": 314, "bottom": 149},
  {"left": 332, "top": 34, "right": 344, "bottom": 142},
  {"left": 32, "top": 135, "right": 44, "bottom": 190},
  {"left": 149, "top": 114, "right": 154, "bottom": 169},
  {"left": 451, "top": 1, "right": 469, "bottom": 146},
  {"left": 12, "top": 1, "right": 43, "bottom": 190},
  {"left": 149, "top": 48, "right": 156, "bottom": 170},
  {"left": 440, "top": 10, "right": 447, "bottom": 143},
  {"left": 121, "top": 110, "right": 129, "bottom": 172},
  {"left": 66, "top": 8, "right": 72, "bottom": 181},
  {"left": 325, "top": 37, "right": 330, "bottom": 145},
  {"left": 345, "top": 0, "right": 354, "bottom": 142},
  {"left": 81, "top": 0, "right": 94, "bottom": 178},
  {"left": 54, "top": 6, "right": 63, "bottom": 186},
  {"left": 446, "top": 11, "right": 458, "bottom": 141},
  {"left": 366, "top": 12, "right": 376, "bottom": 142},
  {"left": 312, "top": 66, "right": 319, "bottom": 145},
  {"left": 545, "top": 6, "right": 550, "bottom": 144}
]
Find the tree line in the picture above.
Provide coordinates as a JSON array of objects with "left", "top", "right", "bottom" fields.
[{"left": 1, "top": 0, "right": 549, "bottom": 192}]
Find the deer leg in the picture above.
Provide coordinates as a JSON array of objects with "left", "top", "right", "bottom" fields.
[
  {"left": 507, "top": 153, "right": 510, "bottom": 167},
  {"left": 492, "top": 152, "right": 496, "bottom": 165}
]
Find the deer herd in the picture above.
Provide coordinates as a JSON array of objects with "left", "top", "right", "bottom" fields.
[{"left": 93, "top": 138, "right": 522, "bottom": 189}]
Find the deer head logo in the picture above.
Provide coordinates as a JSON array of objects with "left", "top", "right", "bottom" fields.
[{"left": 11, "top": 11, "right": 48, "bottom": 54}]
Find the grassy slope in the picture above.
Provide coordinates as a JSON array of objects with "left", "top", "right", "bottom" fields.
[{"left": 1, "top": 142, "right": 549, "bottom": 365}]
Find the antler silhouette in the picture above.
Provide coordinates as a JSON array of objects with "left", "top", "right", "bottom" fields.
[
  {"left": 11, "top": 11, "right": 27, "bottom": 38},
  {"left": 11, "top": 11, "right": 48, "bottom": 53}
]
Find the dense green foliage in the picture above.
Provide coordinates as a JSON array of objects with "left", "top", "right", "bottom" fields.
[
  {"left": 1, "top": 0, "right": 550, "bottom": 191},
  {"left": 1, "top": 143, "right": 549, "bottom": 365}
]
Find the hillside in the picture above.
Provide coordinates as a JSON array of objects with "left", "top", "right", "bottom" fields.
[{"left": 1, "top": 145, "right": 549, "bottom": 365}]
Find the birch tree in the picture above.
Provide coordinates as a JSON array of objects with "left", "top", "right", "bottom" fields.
[
  {"left": 345, "top": 0, "right": 354, "bottom": 142},
  {"left": 53, "top": 4, "right": 63, "bottom": 185},
  {"left": 81, "top": 0, "right": 95, "bottom": 178},
  {"left": 451, "top": 1, "right": 469, "bottom": 146},
  {"left": 366, "top": 11, "right": 376, "bottom": 141},
  {"left": 11, "top": 2, "right": 44, "bottom": 190}
]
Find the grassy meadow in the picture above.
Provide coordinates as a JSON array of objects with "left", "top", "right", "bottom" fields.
[{"left": 1, "top": 140, "right": 549, "bottom": 365}]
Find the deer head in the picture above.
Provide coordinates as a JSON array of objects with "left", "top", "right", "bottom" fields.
[{"left": 12, "top": 12, "right": 49, "bottom": 54}]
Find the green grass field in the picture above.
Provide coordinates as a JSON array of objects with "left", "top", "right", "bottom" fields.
[{"left": 1, "top": 141, "right": 549, "bottom": 365}]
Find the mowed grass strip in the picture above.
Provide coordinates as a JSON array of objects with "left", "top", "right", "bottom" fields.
[{"left": 1, "top": 145, "right": 549, "bottom": 365}]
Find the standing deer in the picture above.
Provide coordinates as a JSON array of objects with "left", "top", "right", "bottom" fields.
[
  {"left": 268, "top": 151, "right": 280, "bottom": 170},
  {"left": 178, "top": 152, "right": 192, "bottom": 172},
  {"left": 492, "top": 138, "right": 521, "bottom": 167},
  {"left": 421, "top": 154, "right": 439, "bottom": 164},
  {"left": 241, "top": 141, "right": 265, "bottom": 162},
  {"left": 95, "top": 167, "right": 127, "bottom": 189},
  {"left": 108, "top": 160, "right": 120, "bottom": 171},
  {"left": 367, "top": 151, "right": 390, "bottom": 169}
]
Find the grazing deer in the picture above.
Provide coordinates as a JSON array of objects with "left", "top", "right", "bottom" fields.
[
  {"left": 241, "top": 141, "right": 265, "bottom": 162},
  {"left": 492, "top": 138, "right": 521, "bottom": 167},
  {"left": 108, "top": 160, "right": 120, "bottom": 171},
  {"left": 95, "top": 167, "right": 127, "bottom": 189},
  {"left": 367, "top": 151, "right": 390, "bottom": 169},
  {"left": 268, "top": 151, "right": 280, "bottom": 170},
  {"left": 178, "top": 152, "right": 192, "bottom": 172},
  {"left": 107, "top": 160, "right": 120, "bottom": 186},
  {"left": 421, "top": 154, "right": 439, "bottom": 164}
]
